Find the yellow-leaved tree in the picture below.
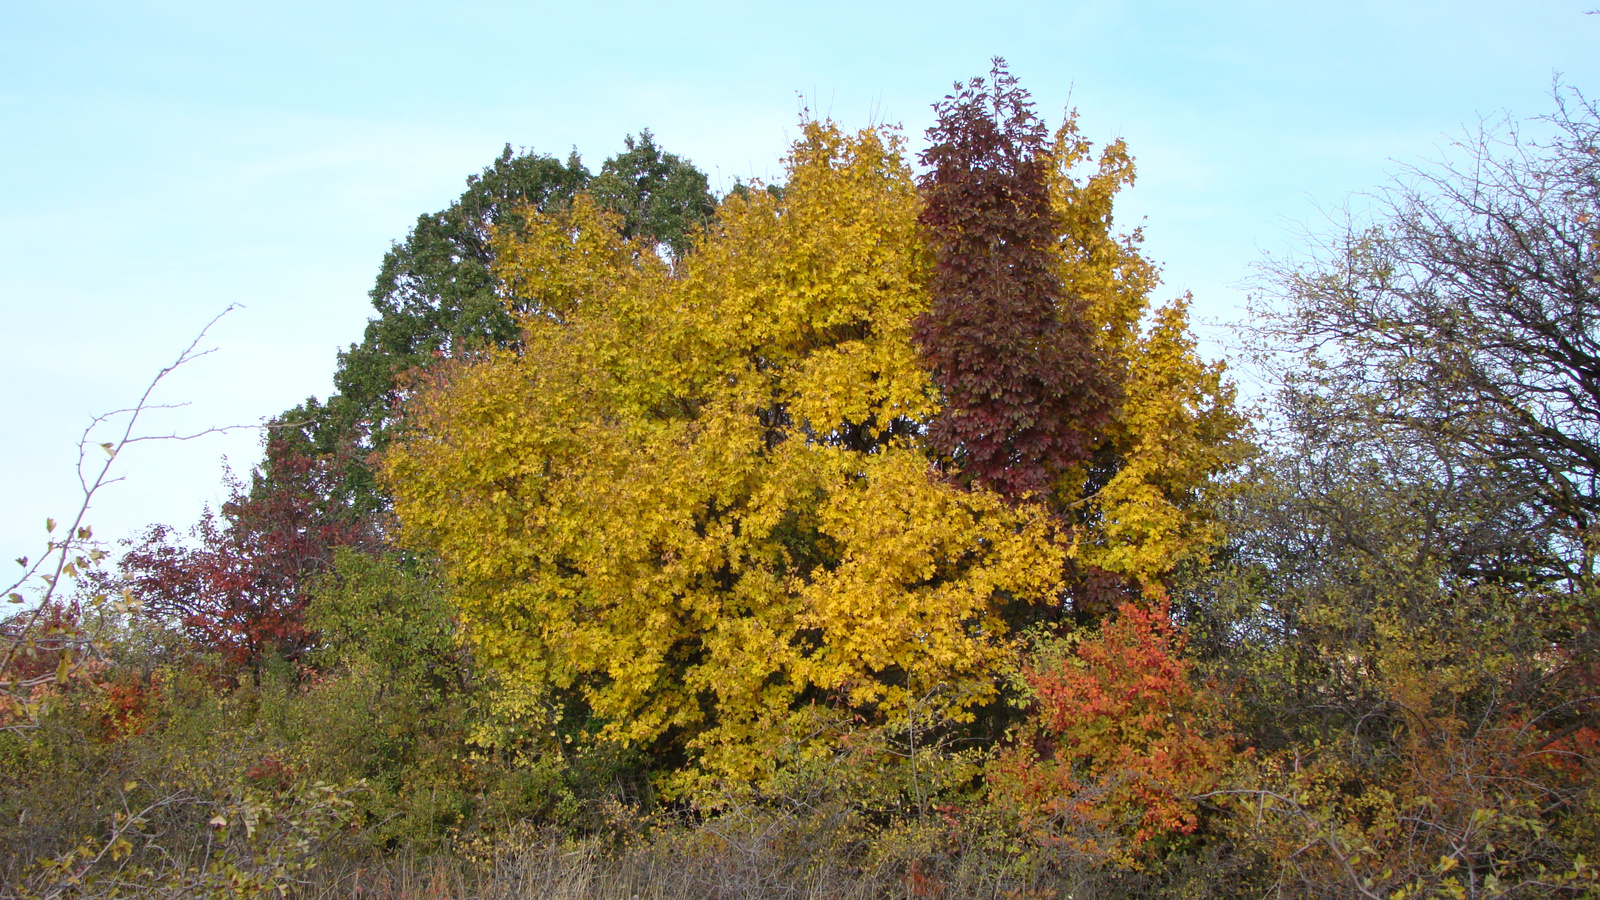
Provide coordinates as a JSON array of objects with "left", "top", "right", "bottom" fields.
[
  {"left": 385, "top": 122, "right": 1064, "bottom": 790},
  {"left": 385, "top": 95, "right": 1245, "bottom": 797},
  {"left": 1047, "top": 115, "right": 1248, "bottom": 602}
]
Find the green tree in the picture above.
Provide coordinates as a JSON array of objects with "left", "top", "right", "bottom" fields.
[
  {"left": 335, "top": 147, "right": 592, "bottom": 446},
  {"left": 275, "top": 146, "right": 592, "bottom": 520},
  {"left": 278, "top": 136, "right": 716, "bottom": 519},
  {"left": 590, "top": 130, "right": 716, "bottom": 263}
]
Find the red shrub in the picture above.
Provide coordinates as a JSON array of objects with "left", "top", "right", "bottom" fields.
[{"left": 992, "top": 601, "right": 1233, "bottom": 863}]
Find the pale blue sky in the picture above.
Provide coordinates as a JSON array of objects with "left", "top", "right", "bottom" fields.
[{"left": 3, "top": 0, "right": 1598, "bottom": 559}]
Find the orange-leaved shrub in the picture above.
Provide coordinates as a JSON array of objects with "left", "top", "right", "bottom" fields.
[{"left": 991, "top": 600, "right": 1234, "bottom": 866}]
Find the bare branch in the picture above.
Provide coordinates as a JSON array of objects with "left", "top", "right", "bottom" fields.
[{"left": 2, "top": 307, "right": 259, "bottom": 731}]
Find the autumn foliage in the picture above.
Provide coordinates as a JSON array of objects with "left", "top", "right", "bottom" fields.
[
  {"left": 119, "top": 434, "right": 373, "bottom": 668},
  {"left": 385, "top": 121, "right": 1069, "bottom": 788},
  {"left": 915, "top": 63, "right": 1116, "bottom": 502},
  {"left": 22, "top": 64, "right": 1594, "bottom": 900},
  {"left": 381, "top": 62, "right": 1245, "bottom": 812},
  {"left": 992, "top": 601, "right": 1232, "bottom": 864}
]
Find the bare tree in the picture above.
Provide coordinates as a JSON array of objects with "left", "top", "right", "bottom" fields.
[
  {"left": 1253, "top": 87, "right": 1600, "bottom": 591},
  {"left": 1202, "top": 88, "right": 1600, "bottom": 900}
]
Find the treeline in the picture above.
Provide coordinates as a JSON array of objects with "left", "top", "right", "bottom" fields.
[{"left": 3, "top": 62, "right": 1599, "bottom": 900}]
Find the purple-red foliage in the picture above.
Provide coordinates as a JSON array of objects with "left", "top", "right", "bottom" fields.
[
  {"left": 914, "top": 60, "right": 1117, "bottom": 501},
  {"left": 119, "top": 434, "right": 374, "bottom": 669}
]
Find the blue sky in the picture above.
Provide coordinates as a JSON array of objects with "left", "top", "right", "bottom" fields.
[{"left": 3, "top": 0, "right": 1598, "bottom": 559}]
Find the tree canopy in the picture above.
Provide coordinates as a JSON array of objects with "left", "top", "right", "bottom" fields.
[
  {"left": 276, "top": 137, "right": 717, "bottom": 520},
  {"left": 384, "top": 67, "right": 1245, "bottom": 788},
  {"left": 1185, "top": 88, "right": 1600, "bottom": 898}
]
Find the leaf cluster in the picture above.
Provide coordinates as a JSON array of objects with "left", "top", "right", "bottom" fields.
[{"left": 915, "top": 60, "right": 1118, "bottom": 502}]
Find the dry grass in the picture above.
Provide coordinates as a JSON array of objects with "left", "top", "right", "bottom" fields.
[{"left": 289, "top": 808, "right": 1121, "bottom": 900}]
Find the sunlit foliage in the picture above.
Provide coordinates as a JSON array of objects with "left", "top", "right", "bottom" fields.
[{"left": 386, "top": 121, "right": 1067, "bottom": 788}]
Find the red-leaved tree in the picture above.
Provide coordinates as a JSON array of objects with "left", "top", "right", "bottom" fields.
[
  {"left": 119, "top": 433, "right": 374, "bottom": 669},
  {"left": 914, "top": 59, "right": 1118, "bottom": 502}
]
